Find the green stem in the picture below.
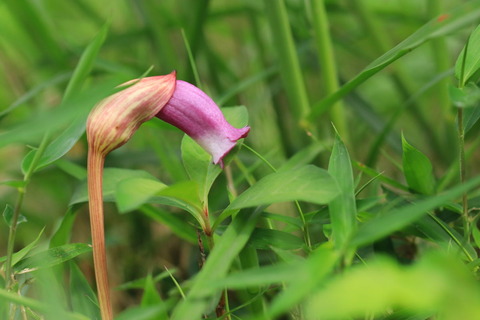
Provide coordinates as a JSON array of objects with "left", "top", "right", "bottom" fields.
[
  {"left": 5, "top": 133, "right": 50, "bottom": 291},
  {"left": 457, "top": 108, "right": 469, "bottom": 240},
  {"left": 309, "top": 0, "right": 348, "bottom": 141},
  {"left": 87, "top": 149, "right": 113, "bottom": 320},
  {"left": 263, "top": 0, "right": 311, "bottom": 138}
]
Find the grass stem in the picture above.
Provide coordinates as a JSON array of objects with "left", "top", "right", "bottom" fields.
[
  {"left": 309, "top": 0, "right": 348, "bottom": 141},
  {"left": 263, "top": 0, "right": 311, "bottom": 146}
]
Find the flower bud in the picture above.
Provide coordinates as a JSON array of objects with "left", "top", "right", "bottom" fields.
[
  {"left": 86, "top": 71, "right": 177, "bottom": 156},
  {"left": 156, "top": 80, "right": 250, "bottom": 167}
]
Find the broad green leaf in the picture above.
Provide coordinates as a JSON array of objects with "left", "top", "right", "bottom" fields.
[
  {"left": 55, "top": 159, "right": 88, "bottom": 180},
  {"left": 21, "top": 120, "right": 87, "bottom": 174},
  {"left": 14, "top": 243, "right": 91, "bottom": 272},
  {"left": 455, "top": 24, "right": 480, "bottom": 85},
  {"left": 50, "top": 207, "right": 78, "bottom": 248},
  {"left": 181, "top": 135, "right": 221, "bottom": 203},
  {"left": 0, "top": 228, "right": 44, "bottom": 266},
  {"left": 278, "top": 141, "right": 326, "bottom": 172},
  {"left": 227, "top": 165, "right": 339, "bottom": 210},
  {"left": 0, "top": 180, "right": 27, "bottom": 189},
  {"left": 0, "top": 288, "right": 89, "bottom": 320},
  {"left": 70, "top": 168, "right": 157, "bottom": 205},
  {"left": 141, "top": 205, "right": 196, "bottom": 244},
  {"left": 305, "top": 253, "right": 480, "bottom": 319},
  {"left": 328, "top": 134, "right": 357, "bottom": 249},
  {"left": 248, "top": 228, "right": 304, "bottom": 250},
  {"left": 170, "top": 209, "right": 262, "bottom": 319},
  {"left": 448, "top": 83, "right": 480, "bottom": 108},
  {"left": 38, "top": 119, "right": 87, "bottom": 169},
  {"left": 3, "top": 204, "right": 27, "bottom": 227},
  {"left": 69, "top": 262, "right": 99, "bottom": 319},
  {"left": 464, "top": 104, "right": 480, "bottom": 133},
  {"left": 402, "top": 135, "right": 435, "bottom": 195},
  {"left": 141, "top": 274, "right": 163, "bottom": 306},
  {"left": 309, "top": 1, "right": 480, "bottom": 120},
  {"left": 115, "top": 178, "right": 167, "bottom": 213},
  {"left": 149, "top": 181, "right": 204, "bottom": 226},
  {"left": 350, "top": 175, "right": 480, "bottom": 248}
]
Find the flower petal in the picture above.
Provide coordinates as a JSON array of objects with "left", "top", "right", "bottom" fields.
[
  {"left": 156, "top": 80, "right": 250, "bottom": 167},
  {"left": 87, "top": 72, "right": 177, "bottom": 155}
]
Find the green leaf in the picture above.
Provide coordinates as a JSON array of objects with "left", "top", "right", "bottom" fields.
[
  {"left": 141, "top": 274, "right": 162, "bottom": 306},
  {"left": 305, "top": 252, "right": 480, "bottom": 319},
  {"left": 170, "top": 209, "right": 262, "bottom": 319},
  {"left": 37, "top": 119, "right": 87, "bottom": 170},
  {"left": 50, "top": 207, "right": 78, "bottom": 248},
  {"left": 69, "top": 262, "right": 99, "bottom": 319},
  {"left": 141, "top": 205, "right": 197, "bottom": 244},
  {"left": 63, "top": 23, "right": 109, "bottom": 102},
  {"left": 14, "top": 243, "right": 91, "bottom": 272},
  {"left": 278, "top": 141, "right": 326, "bottom": 172},
  {"left": 416, "top": 215, "right": 476, "bottom": 261},
  {"left": 115, "top": 305, "right": 171, "bottom": 320},
  {"left": 309, "top": 1, "right": 480, "bottom": 119},
  {"left": 448, "top": 83, "right": 480, "bottom": 108},
  {"left": 0, "top": 228, "right": 45, "bottom": 265},
  {"left": 402, "top": 134, "right": 436, "bottom": 195},
  {"left": 0, "top": 180, "right": 27, "bottom": 189},
  {"left": 0, "top": 288, "right": 89, "bottom": 320},
  {"left": 181, "top": 134, "right": 221, "bottom": 203},
  {"left": 455, "top": 24, "right": 480, "bottom": 85},
  {"left": 266, "top": 246, "right": 338, "bottom": 318},
  {"left": 115, "top": 178, "right": 167, "bottom": 213},
  {"left": 70, "top": 168, "right": 157, "bottom": 205},
  {"left": 350, "top": 175, "right": 480, "bottom": 248},
  {"left": 464, "top": 104, "right": 480, "bottom": 133},
  {"left": 149, "top": 181, "right": 204, "bottom": 226},
  {"left": 327, "top": 134, "right": 357, "bottom": 249},
  {"left": 2, "top": 204, "right": 27, "bottom": 227},
  {"left": 248, "top": 228, "right": 304, "bottom": 250},
  {"left": 117, "top": 268, "right": 178, "bottom": 290},
  {"left": 227, "top": 165, "right": 339, "bottom": 210}
]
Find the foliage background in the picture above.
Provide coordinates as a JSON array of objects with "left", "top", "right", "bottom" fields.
[{"left": 2, "top": 0, "right": 480, "bottom": 319}]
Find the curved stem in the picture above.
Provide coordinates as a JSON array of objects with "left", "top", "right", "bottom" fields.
[{"left": 87, "top": 148, "right": 112, "bottom": 320}]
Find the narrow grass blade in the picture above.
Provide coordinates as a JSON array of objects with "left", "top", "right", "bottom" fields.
[
  {"left": 350, "top": 175, "right": 480, "bottom": 248},
  {"left": 308, "top": 1, "right": 480, "bottom": 120}
]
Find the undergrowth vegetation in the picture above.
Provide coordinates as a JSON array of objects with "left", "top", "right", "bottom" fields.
[{"left": 2, "top": 0, "right": 480, "bottom": 319}]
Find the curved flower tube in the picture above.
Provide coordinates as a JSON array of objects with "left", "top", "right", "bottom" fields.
[
  {"left": 86, "top": 72, "right": 249, "bottom": 319},
  {"left": 156, "top": 80, "right": 250, "bottom": 167}
]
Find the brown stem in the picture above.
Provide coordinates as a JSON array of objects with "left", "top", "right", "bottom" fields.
[{"left": 87, "top": 148, "right": 113, "bottom": 320}]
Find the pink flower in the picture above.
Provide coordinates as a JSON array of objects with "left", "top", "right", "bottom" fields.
[
  {"left": 86, "top": 72, "right": 249, "bottom": 319},
  {"left": 156, "top": 80, "right": 250, "bottom": 167}
]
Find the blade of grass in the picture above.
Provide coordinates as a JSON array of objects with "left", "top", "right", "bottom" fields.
[
  {"left": 263, "top": 0, "right": 311, "bottom": 136},
  {"left": 308, "top": 1, "right": 480, "bottom": 121},
  {"left": 309, "top": 0, "right": 348, "bottom": 140}
]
